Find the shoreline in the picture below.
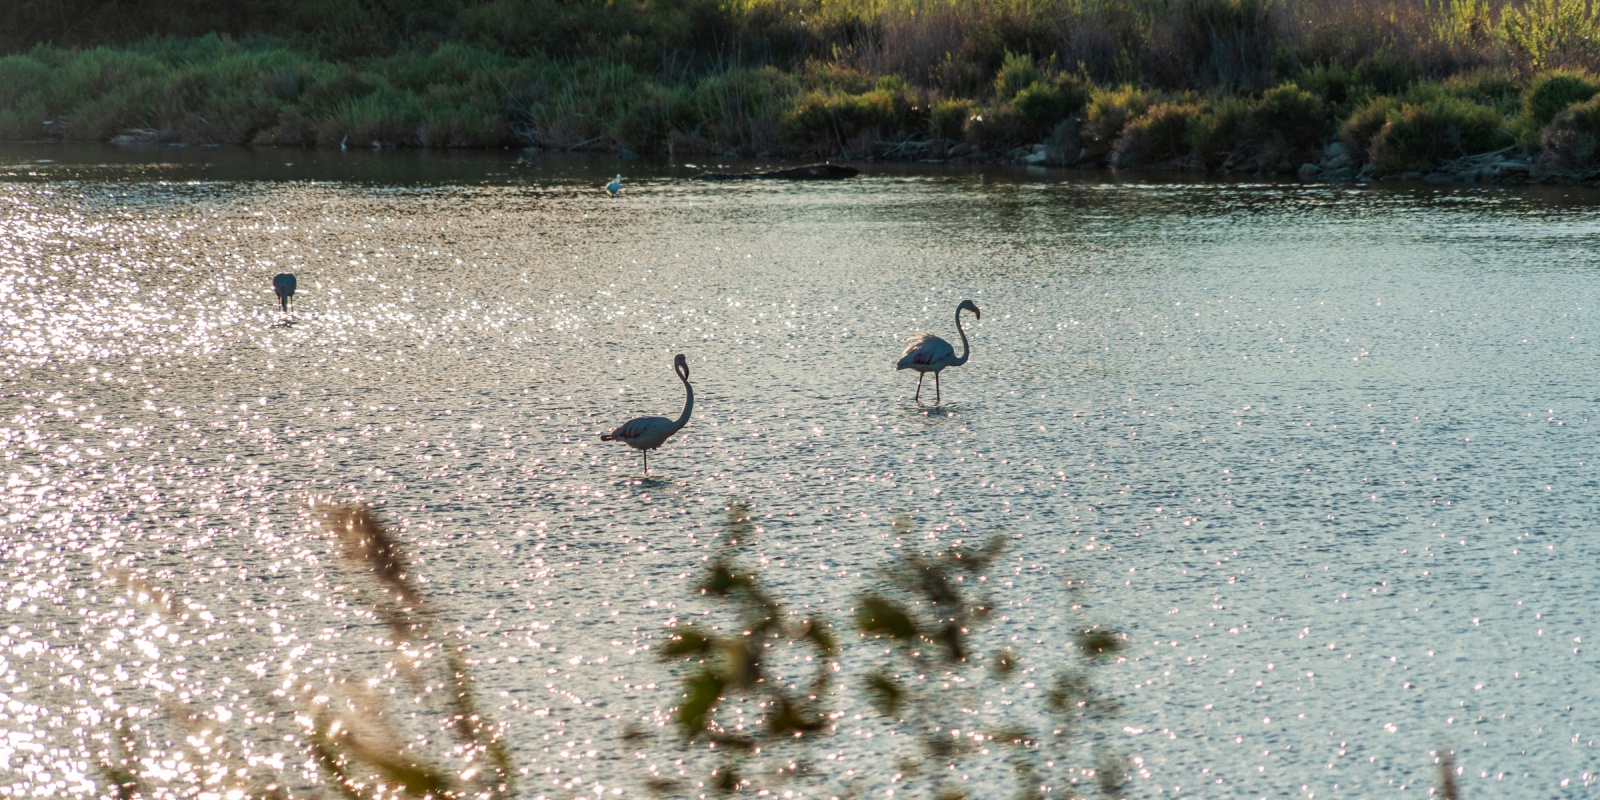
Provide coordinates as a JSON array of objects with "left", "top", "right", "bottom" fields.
[{"left": 0, "top": 136, "right": 1584, "bottom": 190}]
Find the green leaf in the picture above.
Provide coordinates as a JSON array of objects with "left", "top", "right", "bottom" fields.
[
  {"left": 718, "top": 640, "right": 760, "bottom": 688},
  {"left": 346, "top": 749, "right": 453, "bottom": 798},
  {"left": 677, "top": 671, "right": 724, "bottom": 736},
  {"left": 660, "top": 628, "right": 713, "bottom": 657},
  {"left": 934, "top": 621, "right": 966, "bottom": 661},
  {"left": 864, "top": 670, "right": 904, "bottom": 715},
  {"left": 855, "top": 595, "right": 917, "bottom": 641},
  {"left": 800, "top": 619, "right": 836, "bottom": 655},
  {"left": 992, "top": 649, "right": 1018, "bottom": 677},
  {"left": 1079, "top": 628, "right": 1123, "bottom": 658},
  {"left": 1048, "top": 670, "right": 1090, "bottom": 713},
  {"left": 700, "top": 563, "right": 749, "bottom": 596},
  {"left": 713, "top": 765, "right": 740, "bottom": 794}
]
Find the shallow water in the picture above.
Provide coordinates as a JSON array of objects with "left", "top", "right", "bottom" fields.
[{"left": 2, "top": 144, "right": 1597, "bottom": 798}]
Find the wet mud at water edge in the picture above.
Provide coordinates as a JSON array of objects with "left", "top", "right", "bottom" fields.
[{"left": 1, "top": 144, "right": 1598, "bottom": 797}]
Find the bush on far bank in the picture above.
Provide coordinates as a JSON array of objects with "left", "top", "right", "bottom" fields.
[{"left": 10, "top": 30, "right": 1600, "bottom": 181}]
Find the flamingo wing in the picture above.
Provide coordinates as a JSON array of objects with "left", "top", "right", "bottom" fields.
[
  {"left": 897, "top": 333, "right": 954, "bottom": 370},
  {"left": 604, "top": 415, "right": 673, "bottom": 448}
]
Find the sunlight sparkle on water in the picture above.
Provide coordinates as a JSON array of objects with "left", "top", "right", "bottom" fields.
[{"left": 1, "top": 149, "right": 1597, "bottom": 797}]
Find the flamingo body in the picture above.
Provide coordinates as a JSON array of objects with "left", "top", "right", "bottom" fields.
[
  {"left": 897, "top": 333, "right": 957, "bottom": 372},
  {"left": 601, "top": 354, "right": 692, "bottom": 474},
  {"left": 602, "top": 415, "right": 680, "bottom": 451},
  {"left": 272, "top": 272, "right": 297, "bottom": 312},
  {"left": 897, "top": 300, "right": 980, "bottom": 404}
]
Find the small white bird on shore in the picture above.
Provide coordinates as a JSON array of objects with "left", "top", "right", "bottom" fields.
[
  {"left": 605, "top": 174, "right": 622, "bottom": 196},
  {"left": 600, "top": 353, "right": 693, "bottom": 474},
  {"left": 896, "top": 299, "right": 980, "bottom": 404}
]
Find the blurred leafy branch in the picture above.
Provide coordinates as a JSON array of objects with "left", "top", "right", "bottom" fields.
[
  {"left": 647, "top": 503, "right": 839, "bottom": 794},
  {"left": 98, "top": 502, "right": 513, "bottom": 800},
  {"left": 91, "top": 499, "right": 1131, "bottom": 799},
  {"left": 651, "top": 507, "right": 1131, "bottom": 799}
]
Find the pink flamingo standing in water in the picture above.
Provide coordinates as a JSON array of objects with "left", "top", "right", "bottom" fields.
[
  {"left": 896, "top": 299, "right": 980, "bottom": 404},
  {"left": 600, "top": 353, "right": 693, "bottom": 474}
]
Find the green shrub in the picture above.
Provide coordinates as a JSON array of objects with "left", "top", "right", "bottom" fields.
[
  {"left": 1251, "top": 82, "right": 1327, "bottom": 160},
  {"left": 781, "top": 79, "right": 914, "bottom": 144},
  {"left": 932, "top": 52, "right": 987, "bottom": 96},
  {"left": 1187, "top": 95, "right": 1252, "bottom": 168},
  {"left": 1538, "top": 94, "right": 1600, "bottom": 172},
  {"left": 1355, "top": 53, "right": 1411, "bottom": 95},
  {"left": 0, "top": 55, "right": 51, "bottom": 108},
  {"left": 1370, "top": 96, "right": 1509, "bottom": 172},
  {"left": 962, "top": 105, "right": 1023, "bottom": 150},
  {"left": 691, "top": 65, "right": 797, "bottom": 148},
  {"left": 1517, "top": 70, "right": 1600, "bottom": 139},
  {"left": 190, "top": 83, "right": 287, "bottom": 144},
  {"left": 1443, "top": 68, "right": 1521, "bottom": 115},
  {"left": 611, "top": 84, "right": 691, "bottom": 149},
  {"left": 1083, "top": 85, "right": 1150, "bottom": 161},
  {"left": 1291, "top": 63, "right": 1365, "bottom": 117},
  {"left": 253, "top": 106, "right": 316, "bottom": 146},
  {"left": 994, "top": 51, "right": 1042, "bottom": 101},
  {"left": 1010, "top": 80, "right": 1071, "bottom": 140},
  {"left": 1502, "top": 0, "right": 1600, "bottom": 72},
  {"left": 800, "top": 60, "right": 878, "bottom": 93},
  {"left": 1053, "top": 74, "right": 1091, "bottom": 116},
  {"left": 1112, "top": 102, "right": 1198, "bottom": 169},
  {"left": 0, "top": 103, "right": 48, "bottom": 139},
  {"left": 930, "top": 97, "right": 975, "bottom": 140},
  {"left": 1339, "top": 95, "right": 1400, "bottom": 154},
  {"left": 319, "top": 87, "right": 426, "bottom": 146}
]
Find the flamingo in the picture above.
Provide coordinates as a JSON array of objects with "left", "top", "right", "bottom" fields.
[
  {"left": 600, "top": 353, "right": 693, "bottom": 474},
  {"left": 605, "top": 175, "right": 622, "bottom": 197},
  {"left": 272, "top": 273, "right": 297, "bottom": 313},
  {"left": 896, "top": 299, "right": 980, "bottom": 404}
]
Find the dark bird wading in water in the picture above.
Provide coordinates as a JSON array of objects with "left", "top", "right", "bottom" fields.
[
  {"left": 896, "top": 299, "right": 980, "bottom": 405},
  {"left": 600, "top": 353, "right": 693, "bottom": 475},
  {"left": 272, "top": 272, "right": 297, "bottom": 313}
]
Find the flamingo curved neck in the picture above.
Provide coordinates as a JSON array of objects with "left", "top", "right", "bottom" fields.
[
  {"left": 672, "top": 375, "right": 694, "bottom": 430},
  {"left": 953, "top": 307, "right": 972, "bottom": 366}
]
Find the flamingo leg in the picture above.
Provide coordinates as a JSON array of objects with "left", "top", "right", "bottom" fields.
[
  {"left": 914, "top": 373, "right": 924, "bottom": 402},
  {"left": 935, "top": 372, "right": 942, "bottom": 405},
  {"left": 643, "top": 451, "right": 649, "bottom": 476}
]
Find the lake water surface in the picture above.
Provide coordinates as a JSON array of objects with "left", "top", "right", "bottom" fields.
[{"left": 1, "top": 144, "right": 1596, "bottom": 798}]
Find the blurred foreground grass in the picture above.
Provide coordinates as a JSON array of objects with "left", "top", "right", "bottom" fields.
[
  {"left": 101, "top": 502, "right": 513, "bottom": 800},
  {"left": 90, "top": 498, "right": 1475, "bottom": 798},
  {"left": 95, "top": 500, "right": 1134, "bottom": 798}
]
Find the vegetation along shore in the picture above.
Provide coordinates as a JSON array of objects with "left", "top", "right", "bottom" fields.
[{"left": 13, "top": 0, "right": 1600, "bottom": 183}]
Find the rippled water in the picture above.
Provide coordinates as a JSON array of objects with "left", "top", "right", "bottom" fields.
[{"left": 2, "top": 144, "right": 1597, "bottom": 798}]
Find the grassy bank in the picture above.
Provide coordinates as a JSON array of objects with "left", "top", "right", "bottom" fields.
[{"left": 11, "top": 0, "right": 1600, "bottom": 178}]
